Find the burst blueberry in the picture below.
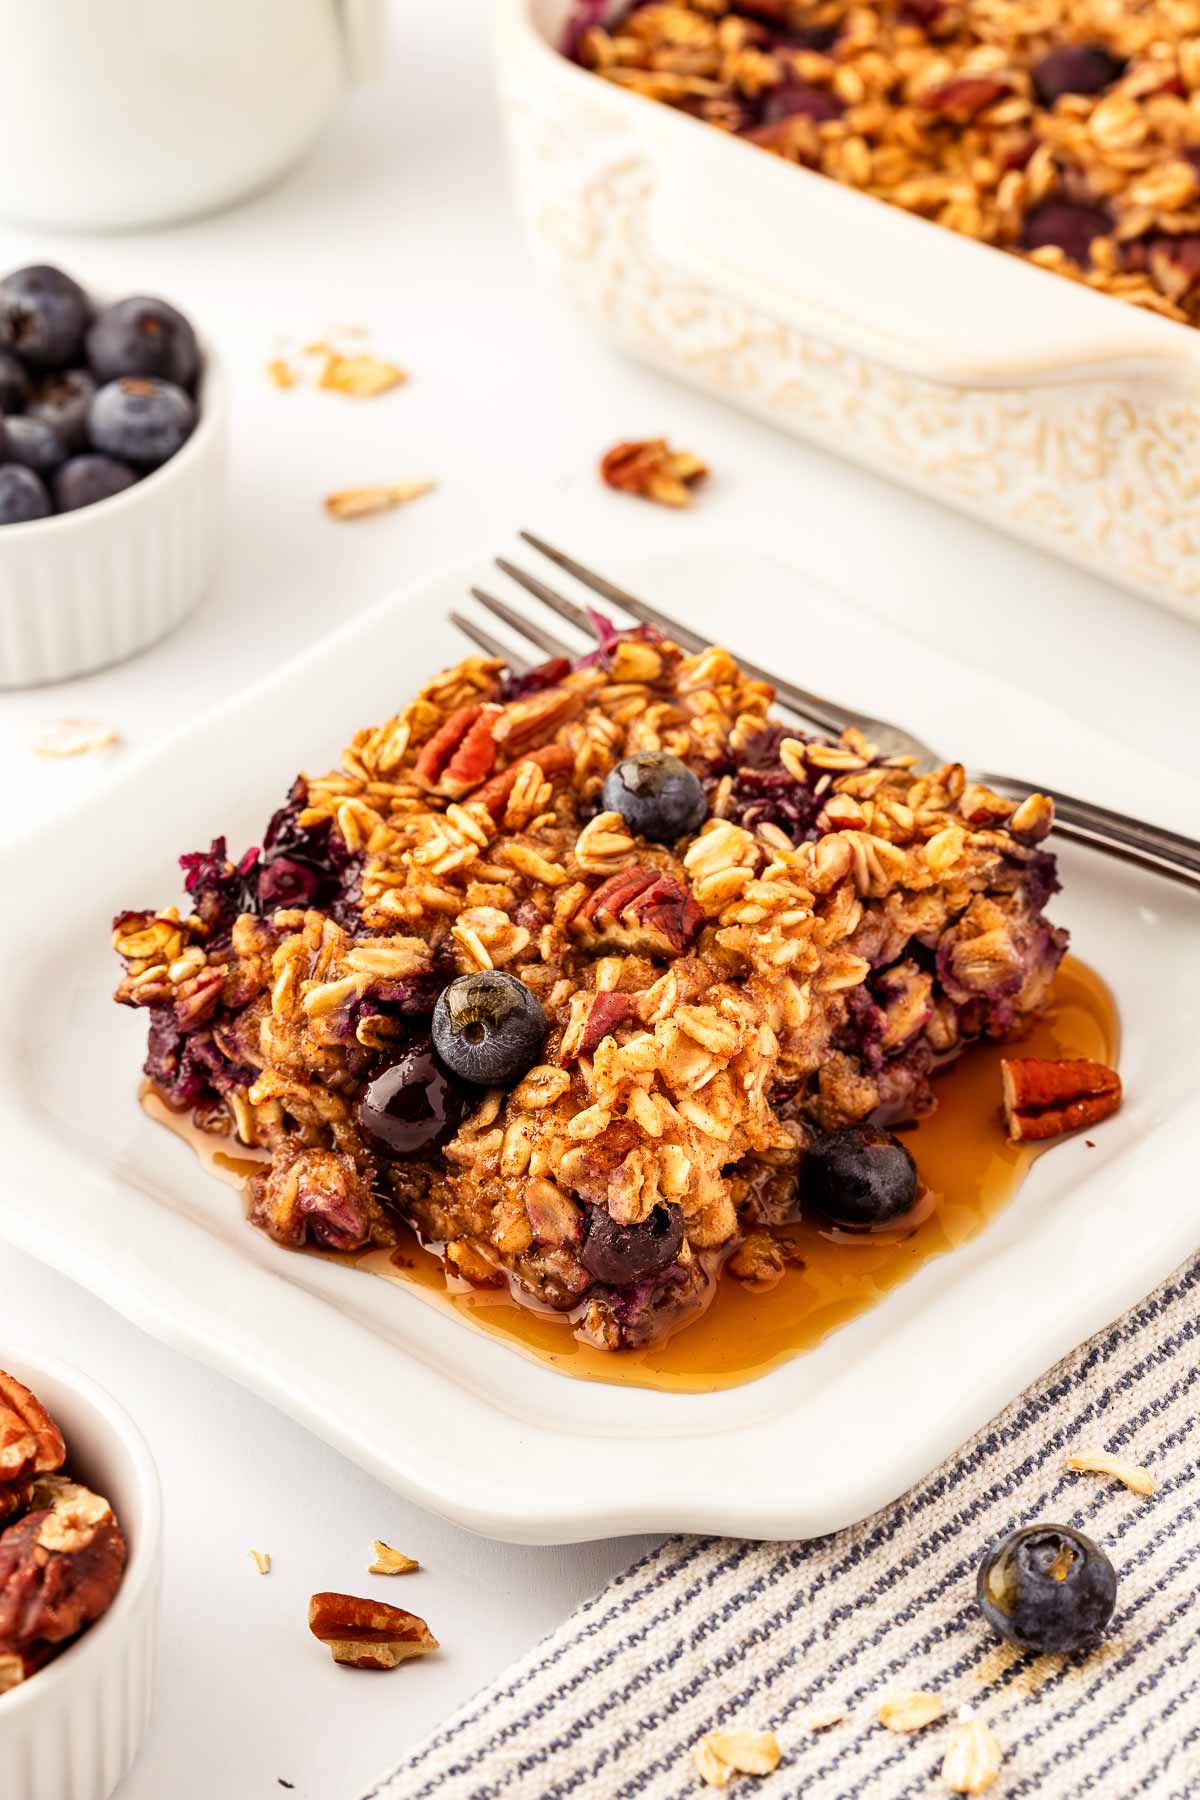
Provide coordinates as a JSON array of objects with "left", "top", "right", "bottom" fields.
[
  {"left": 803, "top": 1123, "right": 919, "bottom": 1228},
  {"left": 354, "top": 1039, "right": 465, "bottom": 1158},
  {"left": 1032, "top": 44, "right": 1123, "bottom": 107},
  {"left": 579, "top": 1203, "right": 685, "bottom": 1286},
  {"left": 977, "top": 1524, "right": 1117, "bottom": 1653},
  {"left": 601, "top": 751, "right": 707, "bottom": 842},
  {"left": 431, "top": 971, "right": 547, "bottom": 1086}
]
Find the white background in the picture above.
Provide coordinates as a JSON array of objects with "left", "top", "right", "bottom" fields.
[{"left": 2, "top": 2, "right": 1198, "bottom": 1796}]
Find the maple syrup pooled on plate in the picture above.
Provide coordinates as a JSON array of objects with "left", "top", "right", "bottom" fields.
[{"left": 144, "top": 956, "right": 1117, "bottom": 1394}]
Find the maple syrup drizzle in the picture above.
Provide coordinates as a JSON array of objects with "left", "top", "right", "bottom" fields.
[{"left": 144, "top": 955, "right": 1118, "bottom": 1394}]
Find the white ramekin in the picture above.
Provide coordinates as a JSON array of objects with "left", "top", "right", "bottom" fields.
[
  {"left": 0, "top": 1351, "right": 162, "bottom": 1800},
  {"left": 0, "top": 346, "right": 227, "bottom": 688}
]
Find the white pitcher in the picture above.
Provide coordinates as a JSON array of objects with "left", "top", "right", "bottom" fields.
[{"left": 0, "top": 0, "right": 384, "bottom": 230}]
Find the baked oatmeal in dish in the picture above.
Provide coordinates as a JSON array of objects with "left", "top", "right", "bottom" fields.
[
  {"left": 567, "top": 0, "right": 1200, "bottom": 328},
  {"left": 112, "top": 620, "right": 1065, "bottom": 1351}
]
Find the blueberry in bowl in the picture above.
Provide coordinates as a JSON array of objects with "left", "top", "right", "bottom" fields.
[
  {"left": 977, "top": 1524, "right": 1117, "bottom": 1653},
  {"left": 0, "top": 258, "right": 224, "bottom": 687}
]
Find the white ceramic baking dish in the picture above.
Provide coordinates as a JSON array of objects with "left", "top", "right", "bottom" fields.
[{"left": 498, "top": 0, "right": 1200, "bottom": 624}]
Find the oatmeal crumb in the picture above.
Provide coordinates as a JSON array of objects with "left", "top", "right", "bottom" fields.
[
  {"left": 878, "top": 1691, "right": 946, "bottom": 1732},
  {"left": 265, "top": 357, "right": 298, "bottom": 390},
  {"left": 1065, "top": 1448, "right": 1155, "bottom": 1496},
  {"left": 369, "top": 1539, "right": 420, "bottom": 1575},
  {"left": 316, "top": 348, "right": 407, "bottom": 398},
  {"left": 942, "top": 1716, "right": 1003, "bottom": 1793},
  {"left": 34, "top": 719, "right": 120, "bottom": 759},
  {"left": 324, "top": 481, "right": 436, "bottom": 521},
  {"left": 806, "top": 1705, "right": 846, "bottom": 1731},
  {"left": 249, "top": 1549, "right": 271, "bottom": 1575},
  {"left": 692, "top": 1728, "right": 781, "bottom": 1788}
]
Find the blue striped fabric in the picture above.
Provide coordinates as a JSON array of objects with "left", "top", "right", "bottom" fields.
[{"left": 365, "top": 1257, "right": 1200, "bottom": 1800}]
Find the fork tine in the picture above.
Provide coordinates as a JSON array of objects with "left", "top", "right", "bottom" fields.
[
  {"left": 449, "top": 609, "right": 529, "bottom": 673},
  {"left": 519, "top": 531, "right": 854, "bottom": 740},
  {"left": 469, "top": 586, "right": 575, "bottom": 661},
  {"left": 494, "top": 557, "right": 596, "bottom": 636},
  {"left": 516, "top": 532, "right": 706, "bottom": 653}
]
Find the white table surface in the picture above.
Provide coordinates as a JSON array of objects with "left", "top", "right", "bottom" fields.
[{"left": 1, "top": 4, "right": 1198, "bottom": 1796}]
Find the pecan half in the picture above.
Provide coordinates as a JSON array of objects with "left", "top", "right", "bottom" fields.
[
  {"left": 308, "top": 1591, "right": 439, "bottom": 1669},
  {"left": 412, "top": 703, "right": 501, "bottom": 797},
  {"left": 474, "top": 743, "right": 573, "bottom": 821},
  {"left": 0, "top": 1373, "right": 66, "bottom": 1488},
  {"left": 0, "top": 1478, "right": 126, "bottom": 1651},
  {"left": 1001, "top": 1056, "right": 1122, "bottom": 1142},
  {"left": 600, "top": 438, "right": 708, "bottom": 508},
  {"left": 572, "top": 865, "right": 703, "bottom": 956},
  {"left": 919, "top": 75, "right": 1011, "bottom": 121}
]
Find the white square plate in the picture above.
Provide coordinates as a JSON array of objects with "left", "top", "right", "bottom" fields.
[{"left": 1, "top": 546, "right": 1195, "bottom": 1544}]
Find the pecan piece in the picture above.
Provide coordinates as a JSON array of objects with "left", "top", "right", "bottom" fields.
[
  {"left": 492, "top": 688, "right": 582, "bottom": 753},
  {"left": 600, "top": 438, "right": 708, "bottom": 508},
  {"left": 1001, "top": 1057, "right": 1122, "bottom": 1142},
  {"left": 474, "top": 743, "right": 574, "bottom": 821},
  {"left": 572, "top": 865, "right": 703, "bottom": 956},
  {"left": 0, "top": 1372, "right": 66, "bottom": 1488},
  {"left": 569, "top": 990, "right": 637, "bottom": 1062},
  {"left": 308, "top": 1591, "right": 438, "bottom": 1670},
  {"left": 247, "top": 1146, "right": 394, "bottom": 1253},
  {"left": 919, "top": 75, "right": 1011, "bottom": 122},
  {"left": 0, "top": 1478, "right": 126, "bottom": 1652},
  {"left": 412, "top": 703, "right": 501, "bottom": 797}
]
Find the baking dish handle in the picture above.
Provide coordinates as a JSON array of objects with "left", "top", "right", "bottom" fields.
[{"left": 647, "top": 124, "right": 1194, "bottom": 391}]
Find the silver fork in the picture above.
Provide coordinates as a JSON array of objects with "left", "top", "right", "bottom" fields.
[{"left": 450, "top": 532, "right": 1200, "bottom": 892}]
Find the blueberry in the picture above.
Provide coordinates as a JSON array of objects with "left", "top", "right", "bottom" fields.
[
  {"left": 431, "top": 971, "right": 547, "bottom": 1086},
  {"left": 28, "top": 368, "right": 96, "bottom": 449},
  {"left": 0, "top": 465, "right": 51, "bottom": 525},
  {"left": 1032, "top": 45, "right": 1123, "bottom": 107},
  {"left": 0, "top": 349, "right": 30, "bottom": 414},
  {"left": 354, "top": 1039, "right": 465, "bottom": 1158},
  {"left": 88, "top": 376, "right": 195, "bottom": 469},
  {"left": 53, "top": 454, "right": 137, "bottom": 514},
  {"left": 761, "top": 81, "right": 846, "bottom": 124},
  {"left": 0, "top": 265, "right": 90, "bottom": 369},
  {"left": 257, "top": 856, "right": 324, "bottom": 911},
  {"left": 803, "top": 1123, "right": 919, "bottom": 1228},
  {"left": 977, "top": 1524, "right": 1117, "bottom": 1653},
  {"left": 601, "top": 752, "right": 707, "bottom": 841},
  {"left": 1021, "top": 196, "right": 1112, "bottom": 266},
  {"left": 580, "top": 1202, "right": 685, "bottom": 1286},
  {"left": 5, "top": 416, "right": 66, "bottom": 476},
  {"left": 87, "top": 295, "right": 198, "bottom": 389}
]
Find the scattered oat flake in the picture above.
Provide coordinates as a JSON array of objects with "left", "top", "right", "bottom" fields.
[
  {"left": 600, "top": 437, "right": 708, "bottom": 508},
  {"left": 249, "top": 1549, "right": 271, "bottom": 1575},
  {"left": 692, "top": 1728, "right": 781, "bottom": 1788},
  {"left": 324, "top": 481, "right": 435, "bottom": 521},
  {"left": 942, "top": 1717, "right": 1003, "bottom": 1793},
  {"left": 878, "top": 1691, "right": 946, "bottom": 1733},
  {"left": 1065, "top": 1449, "right": 1156, "bottom": 1495},
  {"left": 807, "top": 1705, "right": 846, "bottom": 1731},
  {"left": 317, "top": 349, "right": 407, "bottom": 397},
  {"left": 369, "top": 1539, "right": 420, "bottom": 1576},
  {"left": 266, "top": 357, "right": 299, "bottom": 390},
  {"left": 33, "top": 719, "right": 120, "bottom": 758}
]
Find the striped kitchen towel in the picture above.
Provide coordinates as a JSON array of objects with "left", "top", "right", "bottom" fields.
[{"left": 366, "top": 1255, "right": 1200, "bottom": 1800}]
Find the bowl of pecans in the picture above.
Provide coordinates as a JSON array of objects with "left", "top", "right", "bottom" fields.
[{"left": 0, "top": 1354, "right": 161, "bottom": 1800}]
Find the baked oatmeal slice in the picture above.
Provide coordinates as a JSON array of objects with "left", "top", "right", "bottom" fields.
[{"left": 113, "top": 621, "right": 1064, "bottom": 1349}]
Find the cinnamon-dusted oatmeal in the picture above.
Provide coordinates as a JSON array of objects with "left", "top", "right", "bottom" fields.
[
  {"left": 568, "top": 0, "right": 1200, "bottom": 327},
  {"left": 112, "top": 612, "right": 1069, "bottom": 1351}
]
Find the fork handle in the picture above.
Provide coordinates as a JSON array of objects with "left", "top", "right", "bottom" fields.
[{"left": 982, "top": 774, "right": 1200, "bottom": 891}]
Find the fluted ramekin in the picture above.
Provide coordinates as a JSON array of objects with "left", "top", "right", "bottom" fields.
[
  {"left": 0, "top": 1350, "right": 162, "bottom": 1800},
  {"left": 0, "top": 345, "right": 227, "bottom": 688}
]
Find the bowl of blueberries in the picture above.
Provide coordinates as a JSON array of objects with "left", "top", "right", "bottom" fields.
[{"left": 0, "top": 263, "right": 226, "bottom": 688}]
